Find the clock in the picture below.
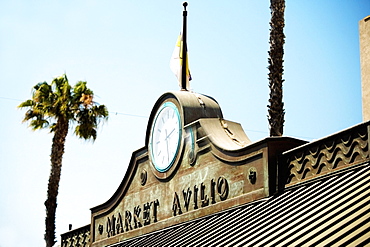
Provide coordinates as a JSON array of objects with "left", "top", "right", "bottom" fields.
[{"left": 149, "top": 101, "right": 182, "bottom": 172}]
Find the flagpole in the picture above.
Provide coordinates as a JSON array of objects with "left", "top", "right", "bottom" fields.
[{"left": 181, "top": 2, "right": 188, "bottom": 91}]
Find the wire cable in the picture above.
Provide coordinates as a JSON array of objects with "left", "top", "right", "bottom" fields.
[{"left": 1, "top": 96, "right": 312, "bottom": 140}]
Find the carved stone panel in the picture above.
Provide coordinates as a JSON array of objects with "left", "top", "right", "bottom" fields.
[{"left": 284, "top": 122, "right": 370, "bottom": 185}]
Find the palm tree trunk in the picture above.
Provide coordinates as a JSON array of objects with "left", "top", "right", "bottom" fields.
[
  {"left": 45, "top": 117, "right": 69, "bottom": 247},
  {"left": 268, "top": 0, "right": 286, "bottom": 136}
]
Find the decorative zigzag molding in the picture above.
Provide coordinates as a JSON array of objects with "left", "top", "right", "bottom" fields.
[
  {"left": 284, "top": 122, "right": 369, "bottom": 185},
  {"left": 61, "top": 224, "right": 90, "bottom": 247}
]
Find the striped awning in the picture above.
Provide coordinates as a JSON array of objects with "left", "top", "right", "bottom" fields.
[{"left": 110, "top": 162, "right": 370, "bottom": 246}]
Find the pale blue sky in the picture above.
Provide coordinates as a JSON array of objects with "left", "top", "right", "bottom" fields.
[{"left": 0, "top": 1, "right": 369, "bottom": 246}]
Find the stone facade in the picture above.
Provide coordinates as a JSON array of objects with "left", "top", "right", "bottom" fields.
[
  {"left": 87, "top": 91, "right": 306, "bottom": 247},
  {"left": 360, "top": 16, "right": 370, "bottom": 121}
]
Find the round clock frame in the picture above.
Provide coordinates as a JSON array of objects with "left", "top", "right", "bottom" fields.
[{"left": 149, "top": 100, "right": 183, "bottom": 179}]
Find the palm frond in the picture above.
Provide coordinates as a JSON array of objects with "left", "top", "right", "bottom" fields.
[
  {"left": 74, "top": 104, "right": 108, "bottom": 141},
  {"left": 20, "top": 74, "right": 108, "bottom": 138},
  {"left": 72, "top": 81, "right": 94, "bottom": 110},
  {"left": 30, "top": 118, "right": 49, "bottom": 130},
  {"left": 23, "top": 109, "right": 40, "bottom": 121},
  {"left": 94, "top": 105, "right": 109, "bottom": 120},
  {"left": 49, "top": 123, "right": 57, "bottom": 133},
  {"left": 33, "top": 82, "right": 53, "bottom": 104},
  {"left": 18, "top": 99, "right": 35, "bottom": 108},
  {"left": 51, "top": 74, "right": 72, "bottom": 118},
  {"left": 74, "top": 124, "right": 97, "bottom": 141}
]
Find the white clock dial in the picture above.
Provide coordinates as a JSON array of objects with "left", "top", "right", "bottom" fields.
[{"left": 150, "top": 102, "right": 181, "bottom": 172}]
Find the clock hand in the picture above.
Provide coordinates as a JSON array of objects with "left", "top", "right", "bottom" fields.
[
  {"left": 165, "top": 128, "right": 176, "bottom": 140},
  {"left": 165, "top": 129, "right": 170, "bottom": 163}
]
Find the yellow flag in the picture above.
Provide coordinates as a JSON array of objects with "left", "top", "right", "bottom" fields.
[{"left": 170, "top": 34, "right": 191, "bottom": 89}]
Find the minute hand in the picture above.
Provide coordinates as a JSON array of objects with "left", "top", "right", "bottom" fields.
[{"left": 165, "top": 128, "right": 175, "bottom": 140}]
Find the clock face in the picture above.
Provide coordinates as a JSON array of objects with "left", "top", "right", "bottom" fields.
[{"left": 150, "top": 102, "right": 182, "bottom": 172}]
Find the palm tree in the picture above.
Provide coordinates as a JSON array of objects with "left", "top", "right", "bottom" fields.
[
  {"left": 268, "top": 0, "right": 286, "bottom": 136},
  {"left": 18, "top": 74, "right": 108, "bottom": 247}
]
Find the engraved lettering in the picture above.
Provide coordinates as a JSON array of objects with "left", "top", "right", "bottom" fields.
[
  {"left": 152, "top": 199, "right": 160, "bottom": 223},
  {"left": 106, "top": 217, "right": 112, "bottom": 237},
  {"left": 193, "top": 185, "right": 199, "bottom": 210},
  {"left": 182, "top": 188, "right": 192, "bottom": 211},
  {"left": 173, "top": 177, "right": 229, "bottom": 215},
  {"left": 172, "top": 192, "right": 183, "bottom": 216},
  {"left": 116, "top": 213, "right": 124, "bottom": 234},
  {"left": 103, "top": 176, "right": 229, "bottom": 239},
  {"left": 133, "top": 206, "right": 143, "bottom": 229},
  {"left": 217, "top": 177, "right": 229, "bottom": 201},
  {"left": 201, "top": 182, "right": 209, "bottom": 207},
  {"left": 210, "top": 179, "right": 216, "bottom": 204},
  {"left": 104, "top": 199, "right": 160, "bottom": 238},
  {"left": 125, "top": 210, "right": 133, "bottom": 231},
  {"left": 143, "top": 202, "right": 151, "bottom": 225},
  {"left": 106, "top": 215, "right": 116, "bottom": 237}
]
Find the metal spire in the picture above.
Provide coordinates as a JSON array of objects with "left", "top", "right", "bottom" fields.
[{"left": 181, "top": 2, "right": 188, "bottom": 90}]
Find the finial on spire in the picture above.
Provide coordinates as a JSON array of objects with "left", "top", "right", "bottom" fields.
[
  {"left": 169, "top": 1, "right": 191, "bottom": 91},
  {"left": 183, "top": 2, "right": 188, "bottom": 11}
]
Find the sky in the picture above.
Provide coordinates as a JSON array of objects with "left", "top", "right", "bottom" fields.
[{"left": 0, "top": 1, "right": 369, "bottom": 246}]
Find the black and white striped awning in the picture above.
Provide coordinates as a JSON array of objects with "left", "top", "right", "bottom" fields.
[{"left": 111, "top": 162, "right": 370, "bottom": 246}]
